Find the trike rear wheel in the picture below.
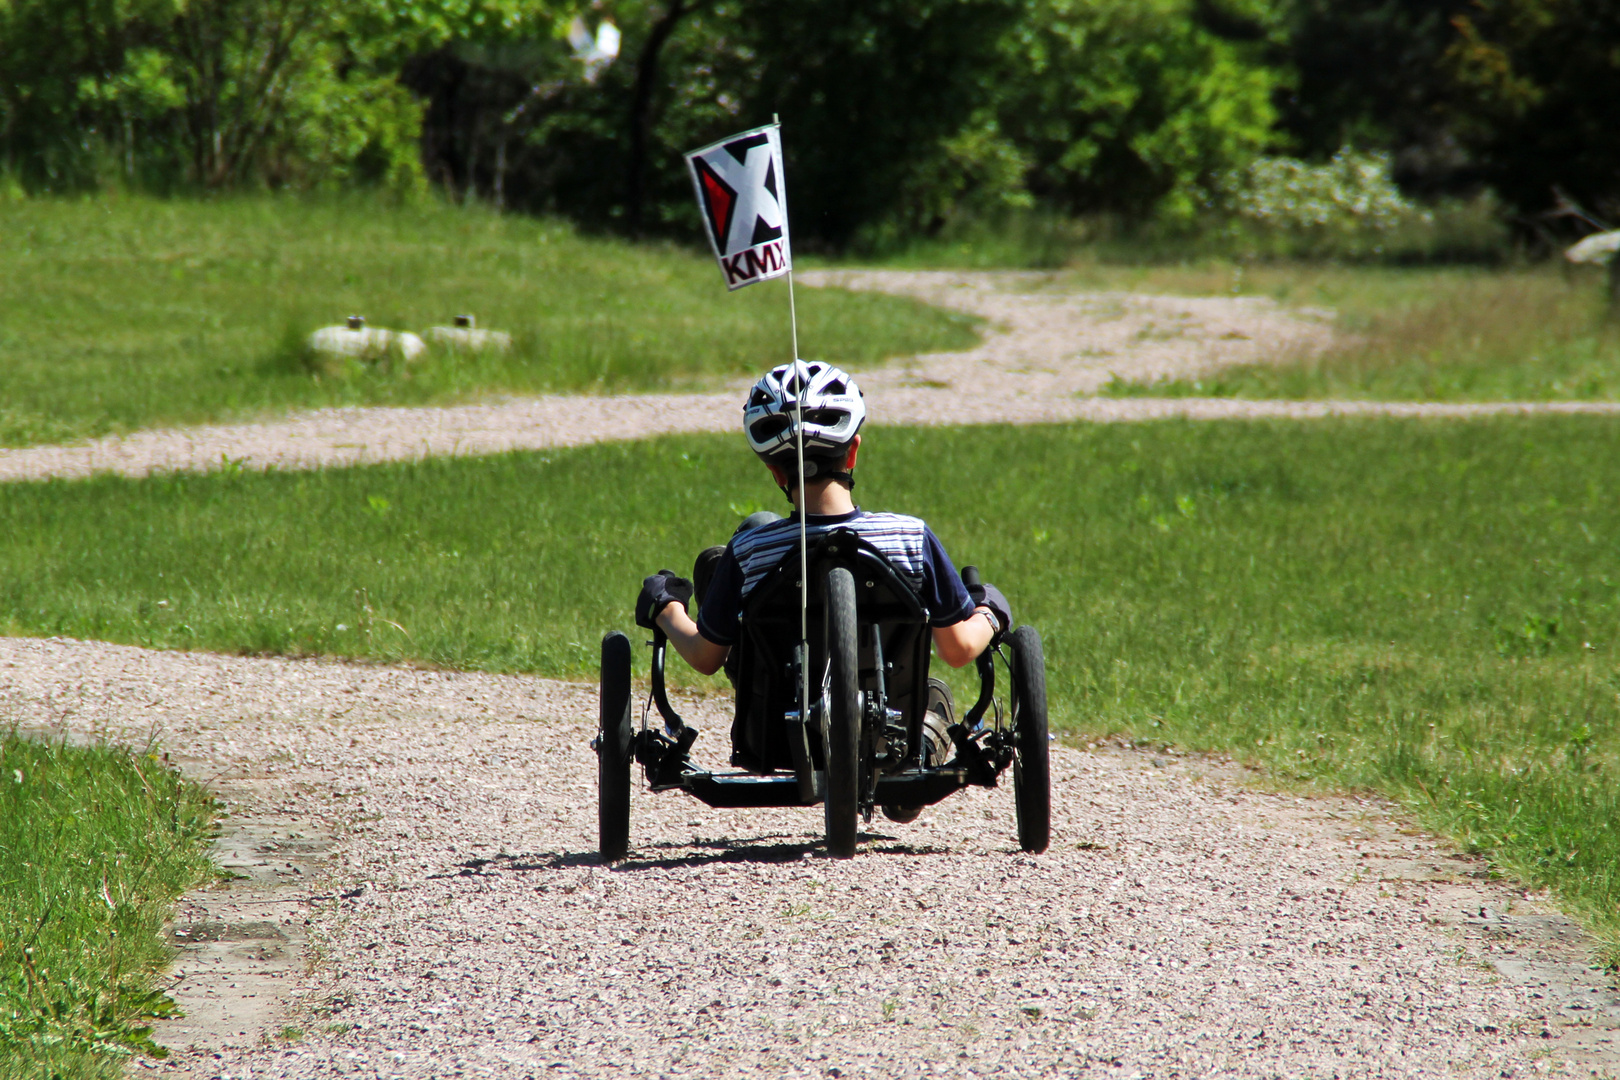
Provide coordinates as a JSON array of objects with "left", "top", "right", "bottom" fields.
[{"left": 823, "top": 567, "right": 861, "bottom": 858}]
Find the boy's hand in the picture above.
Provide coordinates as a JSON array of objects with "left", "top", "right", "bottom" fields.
[
  {"left": 967, "top": 580, "right": 1013, "bottom": 642},
  {"left": 636, "top": 570, "right": 695, "bottom": 630}
]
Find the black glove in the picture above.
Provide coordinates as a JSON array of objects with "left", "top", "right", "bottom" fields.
[
  {"left": 967, "top": 580, "right": 1012, "bottom": 642},
  {"left": 636, "top": 570, "right": 694, "bottom": 630}
]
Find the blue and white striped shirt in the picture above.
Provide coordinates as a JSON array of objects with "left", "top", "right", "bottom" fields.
[{"left": 695, "top": 508, "right": 976, "bottom": 647}]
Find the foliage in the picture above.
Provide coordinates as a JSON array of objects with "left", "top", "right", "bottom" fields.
[
  {"left": 736, "top": 0, "right": 1024, "bottom": 248},
  {"left": 415, "top": 0, "right": 1027, "bottom": 248},
  {"left": 1276, "top": 0, "right": 1472, "bottom": 192},
  {"left": 4, "top": 0, "right": 1616, "bottom": 246},
  {"left": 1278, "top": 0, "right": 1620, "bottom": 228},
  {"left": 0, "top": 195, "right": 977, "bottom": 447},
  {"left": 3, "top": 419, "right": 1620, "bottom": 955},
  {"left": 0, "top": 0, "right": 1292, "bottom": 241},
  {"left": 0, "top": 0, "right": 557, "bottom": 193},
  {"left": 1212, "top": 148, "right": 1427, "bottom": 234},
  {"left": 0, "top": 734, "right": 218, "bottom": 1074},
  {"left": 1442, "top": 0, "right": 1620, "bottom": 227},
  {"left": 993, "top": 0, "right": 1284, "bottom": 223}
]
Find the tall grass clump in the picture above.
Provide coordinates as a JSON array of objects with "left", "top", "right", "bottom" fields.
[
  {"left": 0, "top": 733, "right": 218, "bottom": 1074},
  {"left": 1105, "top": 263, "right": 1620, "bottom": 401},
  {"left": 0, "top": 194, "right": 979, "bottom": 448},
  {"left": 0, "top": 419, "right": 1616, "bottom": 953}
]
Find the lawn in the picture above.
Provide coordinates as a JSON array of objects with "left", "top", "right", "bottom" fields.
[
  {"left": 1094, "top": 262, "right": 1620, "bottom": 402},
  {"left": 0, "top": 195, "right": 979, "bottom": 448},
  {"left": 1, "top": 417, "right": 1617, "bottom": 958},
  {"left": 0, "top": 733, "right": 218, "bottom": 1075}
]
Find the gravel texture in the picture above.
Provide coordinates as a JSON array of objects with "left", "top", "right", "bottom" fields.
[
  {"left": 6, "top": 636, "right": 1615, "bottom": 1078},
  {"left": 4, "top": 269, "right": 1618, "bottom": 486}
]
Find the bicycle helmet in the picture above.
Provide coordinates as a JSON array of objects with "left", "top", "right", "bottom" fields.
[{"left": 743, "top": 360, "right": 866, "bottom": 482}]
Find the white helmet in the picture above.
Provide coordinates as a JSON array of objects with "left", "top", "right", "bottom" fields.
[{"left": 743, "top": 360, "right": 866, "bottom": 479}]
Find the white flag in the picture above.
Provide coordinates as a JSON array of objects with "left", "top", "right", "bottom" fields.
[{"left": 685, "top": 124, "right": 792, "bottom": 291}]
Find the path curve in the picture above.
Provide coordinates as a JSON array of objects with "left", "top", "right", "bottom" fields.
[
  {"left": 5, "top": 269, "right": 1619, "bottom": 484},
  {"left": 6, "top": 636, "right": 1618, "bottom": 1077}
]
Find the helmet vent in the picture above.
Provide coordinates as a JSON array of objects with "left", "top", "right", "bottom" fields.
[
  {"left": 825, "top": 378, "right": 846, "bottom": 395},
  {"left": 749, "top": 414, "right": 791, "bottom": 442}
]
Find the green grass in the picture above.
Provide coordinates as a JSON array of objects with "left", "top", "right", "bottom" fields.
[
  {"left": 0, "top": 195, "right": 979, "bottom": 448},
  {"left": 1099, "top": 263, "right": 1620, "bottom": 402},
  {"left": 2, "top": 418, "right": 1619, "bottom": 958},
  {"left": 0, "top": 734, "right": 218, "bottom": 1074}
]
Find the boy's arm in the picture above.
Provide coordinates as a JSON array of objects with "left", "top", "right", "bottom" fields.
[
  {"left": 919, "top": 526, "right": 999, "bottom": 667},
  {"left": 655, "top": 604, "right": 730, "bottom": 675},
  {"left": 932, "top": 607, "right": 997, "bottom": 668}
]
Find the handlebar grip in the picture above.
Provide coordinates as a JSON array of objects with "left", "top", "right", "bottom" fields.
[{"left": 960, "top": 564, "right": 981, "bottom": 591}]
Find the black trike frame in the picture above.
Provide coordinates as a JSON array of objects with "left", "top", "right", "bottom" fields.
[{"left": 598, "top": 528, "right": 1050, "bottom": 859}]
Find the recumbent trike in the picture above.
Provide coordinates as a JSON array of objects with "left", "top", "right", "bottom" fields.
[{"left": 595, "top": 528, "right": 1050, "bottom": 860}]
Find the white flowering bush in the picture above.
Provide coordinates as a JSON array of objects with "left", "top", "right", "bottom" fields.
[{"left": 1212, "top": 147, "right": 1430, "bottom": 238}]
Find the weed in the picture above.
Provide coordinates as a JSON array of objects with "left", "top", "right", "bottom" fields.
[{"left": 1104, "top": 264, "right": 1620, "bottom": 403}]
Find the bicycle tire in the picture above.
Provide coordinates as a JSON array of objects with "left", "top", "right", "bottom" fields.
[
  {"left": 598, "top": 631, "right": 634, "bottom": 863},
  {"left": 1007, "top": 625, "right": 1051, "bottom": 854},
  {"left": 823, "top": 567, "right": 861, "bottom": 858}
]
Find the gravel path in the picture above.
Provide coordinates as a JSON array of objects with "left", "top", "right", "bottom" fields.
[
  {"left": 7, "top": 271, "right": 1620, "bottom": 1076},
  {"left": 7, "top": 636, "right": 1618, "bottom": 1077},
  {"left": 5, "top": 269, "right": 1618, "bottom": 485}
]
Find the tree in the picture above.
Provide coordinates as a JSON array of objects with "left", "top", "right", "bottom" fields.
[
  {"left": 0, "top": 0, "right": 542, "bottom": 191},
  {"left": 1276, "top": 0, "right": 1475, "bottom": 193},
  {"left": 994, "top": 0, "right": 1283, "bottom": 221},
  {"left": 1443, "top": 0, "right": 1620, "bottom": 226}
]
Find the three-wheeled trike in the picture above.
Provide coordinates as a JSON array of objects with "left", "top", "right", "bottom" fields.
[{"left": 596, "top": 528, "right": 1050, "bottom": 860}]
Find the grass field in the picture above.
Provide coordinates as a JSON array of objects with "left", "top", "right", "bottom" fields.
[
  {"left": 1, "top": 418, "right": 1617, "bottom": 957},
  {"left": 0, "top": 733, "right": 217, "bottom": 1074},
  {"left": 0, "top": 196, "right": 978, "bottom": 448},
  {"left": 1095, "top": 263, "right": 1620, "bottom": 402}
]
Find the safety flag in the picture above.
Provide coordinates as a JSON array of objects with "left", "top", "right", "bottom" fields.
[{"left": 685, "top": 124, "right": 791, "bottom": 291}]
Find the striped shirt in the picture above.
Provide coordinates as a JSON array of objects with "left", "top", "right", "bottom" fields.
[{"left": 696, "top": 508, "right": 976, "bottom": 647}]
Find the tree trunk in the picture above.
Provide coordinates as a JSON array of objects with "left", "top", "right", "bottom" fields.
[{"left": 626, "top": 0, "right": 693, "bottom": 236}]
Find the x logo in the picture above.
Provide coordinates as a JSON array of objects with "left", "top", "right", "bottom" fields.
[{"left": 693, "top": 132, "right": 785, "bottom": 257}]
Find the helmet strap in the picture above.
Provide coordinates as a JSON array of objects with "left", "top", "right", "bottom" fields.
[
  {"left": 776, "top": 470, "right": 855, "bottom": 506},
  {"left": 823, "top": 470, "right": 855, "bottom": 490}
]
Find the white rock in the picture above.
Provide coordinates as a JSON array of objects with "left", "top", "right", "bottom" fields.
[
  {"left": 1565, "top": 229, "right": 1620, "bottom": 265},
  {"left": 308, "top": 323, "right": 426, "bottom": 362},
  {"left": 427, "top": 316, "right": 513, "bottom": 353},
  {"left": 427, "top": 326, "right": 513, "bottom": 352}
]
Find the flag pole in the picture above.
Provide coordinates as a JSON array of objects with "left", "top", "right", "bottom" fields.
[{"left": 776, "top": 114, "right": 811, "bottom": 738}]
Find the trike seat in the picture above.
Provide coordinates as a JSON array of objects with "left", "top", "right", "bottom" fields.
[{"left": 726, "top": 528, "right": 934, "bottom": 774}]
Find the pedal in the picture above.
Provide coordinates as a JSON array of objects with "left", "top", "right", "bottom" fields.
[
  {"left": 637, "top": 725, "right": 701, "bottom": 790},
  {"left": 945, "top": 722, "right": 1000, "bottom": 788}
]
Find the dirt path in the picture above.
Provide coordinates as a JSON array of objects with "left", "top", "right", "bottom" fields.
[
  {"left": 6, "top": 636, "right": 1619, "bottom": 1077},
  {"left": 4, "top": 269, "right": 1618, "bottom": 485}
]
